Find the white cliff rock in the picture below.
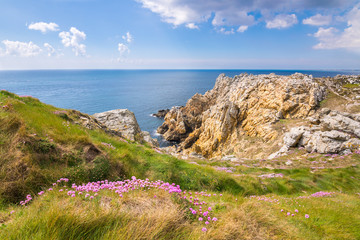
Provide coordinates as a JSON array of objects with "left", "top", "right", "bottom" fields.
[{"left": 93, "top": 109, "right": 158, "bottom": 147}]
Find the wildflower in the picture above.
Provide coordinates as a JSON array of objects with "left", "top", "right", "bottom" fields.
[
  {"left": 71, "top": 194, "right": 76, "bottom": 197},
  {"left": 90, "top": 196, "right": 94, "bottom": 199},
  {"left": 38, "top": 191, "right": 44, "bottom": 195},
  {"left": 10, "top": 210, "right": 15, "bottom": 215},
  {"left": 208, "top": 207, "right": 212, "bottom": 211},
  {"left": 305, "top": 214, "right": 309, "bottom": 218},
  {"left": 202, "top": 228, "right": 207, "bottom": 232},
  {"left": 281, "top": 209, "right": 284, "bottom": 212},
  {"left": 295, "top": 209, "right": 299, "bottom": 213},
  {"left": 205, "top": 221, "right": 209, "bottom": 225},
  {"left": 291, "top": 214, "right": 295, "bottom": 216},
  {"left": 212, "top": 217, "right": 217, "bottom": 221},
  {"left": 287, "top": 212, "right": 290, "bottom": 216},
  {"left": 198, "top": 217, "right": 203, "bottom": 221}
]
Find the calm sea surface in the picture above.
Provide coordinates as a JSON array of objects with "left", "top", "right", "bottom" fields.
[{"left": 1, "top": 69, "right": 359, "bottom": 145}]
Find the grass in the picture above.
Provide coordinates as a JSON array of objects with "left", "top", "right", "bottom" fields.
[
  {"left": 343, "top": 83, "right": 360, "bottom": 88},
  {"left": 1, "top": 90, "right": 360, "bottom": 239}
]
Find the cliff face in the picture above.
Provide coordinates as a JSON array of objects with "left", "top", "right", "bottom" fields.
[{"left": 158, "top": 73, "right": 327, "bottom": 158}]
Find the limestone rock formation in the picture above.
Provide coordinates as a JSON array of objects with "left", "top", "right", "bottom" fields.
[
  {"left": 271, "top": 109, "right": 360, "bottom": 158},
  {"left": 158, "top": 73, "right": 326, "bottom": 158},
  {"left": 152, "top": 109, "right": 170, "bottom": 118},
  {"left": 93, "top": 109, "right": 158, "bottom": 147}
]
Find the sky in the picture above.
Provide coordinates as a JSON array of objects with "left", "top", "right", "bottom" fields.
[{"left": 0, "top": 0, "right": 359, "bottom": 70}]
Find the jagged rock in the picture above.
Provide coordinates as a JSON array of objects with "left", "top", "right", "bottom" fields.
[
  {"left": 93, "top": 109, "right": 158, "bottom": 147},
  {"left": 283, "top": 126, "right": 307, "bottom": 147},
  {"left": 141, "top": 131, "right": 159, "bottom": 147},
  {"left": 158, "top": 73, "right": 326, "bottom": 158},
  {"left": 94, "top": 109, "right": 142, "bottom": 141},
  {"left": 152, "top": 109, "right": 170, "bottom": 118},
  {"left": 272, "top": 109, "right": 360, "bottom": 157}
]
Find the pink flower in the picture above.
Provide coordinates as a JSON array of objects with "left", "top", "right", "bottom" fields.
[
  {"left": 198, "top": 217, "right": 203, "bottom": 221},
  {"left": 281, "top": 209, "right": 284, "bottom": 212},
  {"left": 10, "top": 210, "right": 15, "bottom": 215},
  {"left": 90, "top": 196, "right": 94, "bottom": 199},
  {"left": 291, "top": 214, "right": 295, "bottom": 216},
  {"left": 208, "top": 207, "right": 212, "bottom": 211},
  {"left": 287, "top": 212, "right": 290, "bottom": 216},
  {"left": 205, "top": 221, "right": 209, "bottom": 225},
  {"left": 305, "top": 214, "right": 309, "bottom": 218},
  {"left": 212, "top": 217, "right": 218, "bottom": 221},
  {"left": 295, "top": 209, "right": 299, "bottom": 213},
  {"left": 202, "top": 228, "right": 207, "bottom": 232}
]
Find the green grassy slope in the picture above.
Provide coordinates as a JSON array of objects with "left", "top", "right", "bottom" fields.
[{"left": 1, "top": 90, "right": 360, "bottom": 239}]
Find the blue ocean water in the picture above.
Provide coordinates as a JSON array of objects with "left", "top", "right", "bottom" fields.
[{"left": 0, "top": 69, "right": 359, "bottom": 145}]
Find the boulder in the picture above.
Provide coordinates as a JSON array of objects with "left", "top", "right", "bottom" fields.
[
  {"left": 152, "top": 109, "right": 170, "bottom": 118},
  {"left": 93, "top": 109, "right": 158, "bottom": 147},
  {"left": 271, "top": 109, "right": 360, "bottom": 157}
]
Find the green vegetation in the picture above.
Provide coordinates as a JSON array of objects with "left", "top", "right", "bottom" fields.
[
  {"left": 343, "top": 83, "right": 360, "bottom": 88},
  {"left": 1, "top": 90, "right": 360, "bottom": 239}
]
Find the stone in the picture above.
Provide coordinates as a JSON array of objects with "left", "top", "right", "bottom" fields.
[
  {"left": 141, "top": 131, "right": 159, "bottom": 147},
  {"left": 93, "top": 109, "right": 158, "bottom": 146},
  {"left": 274, "top": 109, "right": 360, "bottom": 155},
  {"left": 158, "top": 73, "right": 326, "bottom": 158},
  {"left": 283, "top": 126, "right": 307, "bottom": 147},
  {"left": 93, "top": 109, "right": 142, "bottom": 141},
  {"left": 152, "top": 109, "right": 170, "bottom": 118}
]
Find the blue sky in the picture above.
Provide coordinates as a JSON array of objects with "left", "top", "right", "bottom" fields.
[{"left": 0, "top": 0, "right": 359, "bottom": 69}]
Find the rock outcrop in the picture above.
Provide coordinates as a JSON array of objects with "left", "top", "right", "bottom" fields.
[
  {"left": 94, "top": 109, "right": 159, "bottom": 147},
  {"left": 152, "top": 109, "right": 170, "bottom": 118},
  {"left": 158, "top": 73, "right": 326, "bottom": 158},
  {"left": 270, "top": 108, "right": 360, "bottom": 158}
]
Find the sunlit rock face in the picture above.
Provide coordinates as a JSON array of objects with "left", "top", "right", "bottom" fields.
[{"left": 158, "top": 73, "right": 326, "bottom": 158}]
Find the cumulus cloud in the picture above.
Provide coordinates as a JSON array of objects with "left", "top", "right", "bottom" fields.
[
  {"left": 186, "top": 23, "right": 199, "bottom": 29},
  {"left": 266, "top": 14, "right": 298, "bottom": 29},
  {"left": 59, "top": 27, "right": 86, "bottom": 56},
  {"left": 303, "top": 14, "right": 332, "bottom": 26},
  {"left": 28, "top": 22, "right": 59, "bottom": 33},
  {"left": 44, "top": 43, "right": 56, "bottom": 56},
  {"left": 219, "top": 28, "right": 235, "bottom": 35},
  {"left": 122, "top": 32, "right": 133, "bottom": 43},
  {"left": 313, "top": 4, "right": 360, "bottom": 51},
  {"left": 0, "top": 40, "right": 42, "bottom": 57},
  {"left": 135, "top": 0, "right": 354, "bottom": 31},
  {"left": 237, "top": 25, "right": 248, "bottom": 33},
  {"left": 118, "top": 43, "right": 129, "bottom": 55}
]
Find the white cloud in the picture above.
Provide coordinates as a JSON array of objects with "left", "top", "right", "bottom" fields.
[
  {"left": 136, "top": 0, "right": 353, "bottom": 31},
  {"left": 212, "top": 10, "right": 254, "bottom": 27},
  {"left": 237, "top": 25, "right": 248, "bottom": 33},
  {"left": 59, "top": 27, "right": 86, "bottom": 56},
  {"left": 118, "top": 43, "right": 129, "bottom": 55},
  {"left": 122, "top": 32, "right": 133, "bottom": 43},
  {"left": 186, "top": 23, "right": 199, "bottom": 29},
  {"left": 0, "top": 40, "right": 42, "bottom": 57},
  {"left": 313, "top": 4, "right": 360, "bottom": 51},
  {"left": 266, "top": 14, "right": 298, "bottom": 29},
  {"left": 44, "top": 43, "right": 56, "bottom": 56},
  {"left": 303, "top": 14, "right": 332, "bottom": 26},
  {"left": 219, "top": 27, "right": 235, "bottom": 35},
  {"left": 28, "top": 22, "right": 59, "bottom": 33}
]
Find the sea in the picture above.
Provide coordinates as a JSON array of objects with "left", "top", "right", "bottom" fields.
[{"left": 1, "top": 69, "right": 359, "bottom": 146}]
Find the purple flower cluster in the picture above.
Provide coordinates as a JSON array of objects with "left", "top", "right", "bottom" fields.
[
  {"left": 18, "top": 176, "right": 220, "bottom": 232},
  {"left": 53, "top": 110, "right": 68, "bottom": 115},
  {"left": 101, "top": 142, "right": 116, "bottom": 149},
  {"left": 258, "top": 173, "right": 284, "bottom": 179},
  {"left": 214, "top": 166, "right": 235, "bottom": 173}
]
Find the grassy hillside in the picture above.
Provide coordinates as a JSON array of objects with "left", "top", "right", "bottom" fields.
[{"left": 1, "top": 90, "right": 360, "bottom": 239}]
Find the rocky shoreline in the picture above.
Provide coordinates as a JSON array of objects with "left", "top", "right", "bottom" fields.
[{"left": 156, "top": 73, "right": 360, "bottom": 160}]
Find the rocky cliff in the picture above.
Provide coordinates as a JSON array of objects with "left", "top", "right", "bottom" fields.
[
  {"left": 94, "top": 109, "right": 158, "bottom": 147},
  {"left": 158, "top": 73, "right": 360, "bottom": 159}
]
